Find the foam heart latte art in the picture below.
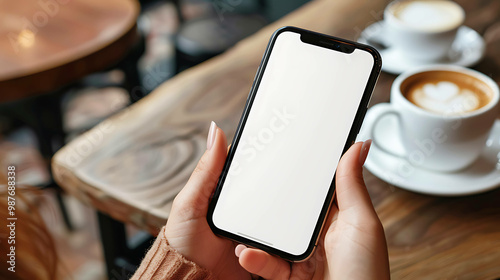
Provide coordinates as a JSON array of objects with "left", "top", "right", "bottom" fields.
[
  {"left": 411, "top": 81, "right": 479, "bottom": 113},
  {"left": 401, "top": 70, "right": 493, "bottom": 115}
]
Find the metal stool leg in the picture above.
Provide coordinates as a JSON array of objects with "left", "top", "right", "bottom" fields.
[
  {"left": 97, "top": 212, "right": 142, "bottom": 280},
  {"left": 1, "top": 92, "right": 75, "bottom": 231},
  {"left": 54, "top": 191, "right": 74, "bottom": 231}
]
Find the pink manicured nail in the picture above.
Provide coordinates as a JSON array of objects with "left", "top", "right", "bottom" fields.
[
  {"left": 359, "top": 139, "right": 372, "bottom": 165},
  {"left": 207, "top": 121, "right": 217, "bottom": 150},
  {"left": 235, "top": 244, "right": 247, "bottom": 257}
]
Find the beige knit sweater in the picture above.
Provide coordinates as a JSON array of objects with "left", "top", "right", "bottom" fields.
[{"left": 131, "top": 227, "right": 217, "bottom": 280}]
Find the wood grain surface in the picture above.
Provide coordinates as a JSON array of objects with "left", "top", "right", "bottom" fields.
[
  {"left": 52, "top": 0, "right": 500, "bottom": 278},
  {"left": 0, "top": 0, "right": 139, "bottom": 103}
]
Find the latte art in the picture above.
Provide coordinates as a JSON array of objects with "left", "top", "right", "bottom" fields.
[
  {"left": 408, "top": 82, "right": 480, "bottom": 114},
  {"left": 401, "top": 71, "right": 493, "bottom": 115}
]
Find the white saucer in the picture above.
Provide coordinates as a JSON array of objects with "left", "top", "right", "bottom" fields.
[
  {"left": 356, "top": 112, "right": 500, "bottom": 196},
  {"left": 358, "top": 22, "right": 486, "bottom": 74}
]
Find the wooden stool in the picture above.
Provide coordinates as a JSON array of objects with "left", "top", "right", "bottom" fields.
[
  {"left": 0, "top": 0, "right": 141, "bottom": 276},
  {"left": 53, "top": 0, "right": 500, "bottom": 278}
]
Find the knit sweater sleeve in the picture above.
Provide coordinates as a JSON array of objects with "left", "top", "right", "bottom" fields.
[{"left": 131, "top": 226, "right": 217, "bottom": 280}]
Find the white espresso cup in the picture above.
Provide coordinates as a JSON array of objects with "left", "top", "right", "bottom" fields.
[
  {"left": 363, "top": 65, "right": 500, "bottom": 172},
  {"left": 384, "top": 0, "right": 465, "bottom": 61}
]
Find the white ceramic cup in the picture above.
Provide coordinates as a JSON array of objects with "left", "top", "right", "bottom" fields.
[
  {"left": 363, "top": 65, "right": 500, "bottom": 172},
  {"left": 384, "top": 0, "right": 465, "bottom": 61}
]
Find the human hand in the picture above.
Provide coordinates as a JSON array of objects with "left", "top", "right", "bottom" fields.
[
  {"left": 235, "top": 140, "right": 390, "bottom": 280},
  {"left": 165, "top": 122, "right": 252, "bottom": 280}
]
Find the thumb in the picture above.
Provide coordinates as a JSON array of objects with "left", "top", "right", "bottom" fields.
[
  {"left": 175, "top": 121, "right": 228, "bottom": 215},
  {"left": 334, "top": 140, "right": 375, "bottom": 216}
]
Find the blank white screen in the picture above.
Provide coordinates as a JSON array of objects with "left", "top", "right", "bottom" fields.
[{"left": 212, "top": 31, "right": 374, "bottom": 256}]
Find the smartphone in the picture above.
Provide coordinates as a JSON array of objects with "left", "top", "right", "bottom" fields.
[{"left": 207, "top": 26, "right": 381, "bottom": 261}]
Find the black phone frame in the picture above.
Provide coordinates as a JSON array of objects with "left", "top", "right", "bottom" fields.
[{"left": 207, "top": 26, "right": 382, "bottom": 262}]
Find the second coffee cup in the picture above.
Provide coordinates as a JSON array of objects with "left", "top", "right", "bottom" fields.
[{"left": 384, "top": 0, "right": 465, "bottom": 61}]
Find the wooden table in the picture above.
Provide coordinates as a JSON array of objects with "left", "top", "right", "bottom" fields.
[
  {"left": 0, "top": 0, "right": 139, "bottom": 103},
  {"left": 52, "top": 0, "right": 500, "bottom": 278},
  {"left": 1, "top": 0, "right": 141, "bottom": 232},
  {"left": 0, "top": 0, "right": 141, "bottom": 157}
]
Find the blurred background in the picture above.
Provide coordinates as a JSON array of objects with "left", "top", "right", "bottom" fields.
[
  {"left": 0, "top": 0, "right": 310, "bottom": 279},
  {"left": 3, "top": 0, "right": 500, "bottom": 279}
]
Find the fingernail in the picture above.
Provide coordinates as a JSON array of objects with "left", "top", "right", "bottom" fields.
[
  {"left": 207, "top": 121, "right": 217, "bottom": 150},
  {"left": 235, "top": 244, "right": 247, "bottom": 257},
  {"left": 359, "top": 139, "right": 372, "bottom": 165}
]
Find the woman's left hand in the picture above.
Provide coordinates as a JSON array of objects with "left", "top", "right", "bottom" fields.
[{"left": 165, "top": 122, "right": 252, "bottom": 280}]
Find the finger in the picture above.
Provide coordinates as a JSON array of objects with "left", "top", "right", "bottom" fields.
[
  {"left": 235, "top": 244, "right": 246, "bottom": 257},
  {"left": 335, "top": 141, "right": 375, "bottom": 215},
  {"left": 321, "top": 203, "right": 339, "bottom": 238},
  {"left": 238, "top": 247, "right": 290, "bottom": 280},
  {"left": 176, "top": 121, "right": 228, "bottom": 213}
]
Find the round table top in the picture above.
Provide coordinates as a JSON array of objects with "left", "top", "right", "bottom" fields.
[{"left": 0, "top": 0, "right": 140, "bottom": 103}]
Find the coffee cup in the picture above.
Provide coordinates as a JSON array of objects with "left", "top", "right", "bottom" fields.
[
  {"left": 384, "top": 0, "right": 465, "bottom": 61},
  {"left": 362, "top": 65, "right": 500, "bottom": 172}
]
